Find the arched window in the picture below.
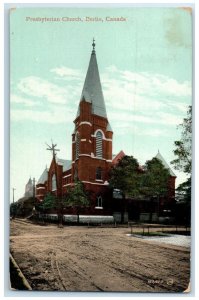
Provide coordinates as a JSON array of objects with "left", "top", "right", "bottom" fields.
[
  {"left": 96, "top": 131, "right": 103, "bottom": 158},
  {"left": 96, "top": 196, "right": 103, "bottom": 208},
  {"left": 75, "top": 132, "right": 80, "bottom": 159},
  {"left": 96, "top": 167, "right": 102, "bottom": 180},
  {"left": 52, "top": 173, "right": 57, "bottom": 191}
]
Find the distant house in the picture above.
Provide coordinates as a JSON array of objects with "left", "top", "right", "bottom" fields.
[{"left": 13, "top": 177, "right": 36, "bottom": 218}]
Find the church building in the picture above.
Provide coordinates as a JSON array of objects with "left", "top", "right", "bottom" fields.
[
  {"left": 36, "top": 40, "right": 113, "bottom": 216},
  {"left": 36, "top": 40, "right": 176, "bottom": 222}
]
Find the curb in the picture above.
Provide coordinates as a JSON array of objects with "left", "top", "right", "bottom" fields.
[{"left": 10, "top": 253, "right": 32, "bottom": 290}]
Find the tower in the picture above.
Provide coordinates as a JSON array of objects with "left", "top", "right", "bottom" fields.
[
  {"left": 24, "top": 177, "right": 33, "bottom": 197},
  {"left": 71, "top": 39, "right": 113, "bottom": 210}
]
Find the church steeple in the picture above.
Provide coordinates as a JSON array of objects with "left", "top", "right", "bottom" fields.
[
  {"left": 92, "top": 38, "right": 96, "bottom": 54},
  {"left": 76, "top": 39, "right": 107, "bottom": 119}
]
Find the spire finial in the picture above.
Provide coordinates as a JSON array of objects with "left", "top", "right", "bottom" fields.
[{"left": 92, "top": 38, "right": 96, "bottom": 53}]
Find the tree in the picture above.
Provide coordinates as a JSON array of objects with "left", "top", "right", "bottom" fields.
[
  {"left": 40, "top": 193, "right": 57, "bottom": 210},
  {"left": 175, "top": 177, "right": 191, "bottom": 225},
  {"left": 171, "top": 106, "right": 192, "bottom": 223},
  {"left": 171, "top": 106, "right": 192, "bottom": 175},
  {"left": 36, "top": 193, "right": 59, "bottom": 223},
  {"left": 64, "top": 180, "right": 89, "bottom": 224},
  {"left": 143, "top": 158, "right": 170, "bottom": 198},
  {"left": 109, "top": 155, "right": 141, "bottom": 223},
  {"left": 10, "top": 202, "right": 19, "bottom": 218},
  {"left": 142, "top": 158, "right": 170, "bottom": 220}
]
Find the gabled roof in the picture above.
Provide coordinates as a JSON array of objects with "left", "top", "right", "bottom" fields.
[
  {"left": 76, "top": 43, "right": 107, "bottom": 119},
  {"left": 155, "top": 151, "right": 176, "bottom": 177},
  {"left": 37, "top": 158, "right": 72, "bottom": 185},
  {"left": 112, "top": 150, "right": 126, "bottom": 165},
  {"left": 56, "top": 158, "right": 71, "bottom": 172},
  {"left": 37, "top": 167, "right": 48, "bottom": 184},
  {"left": 112, "top": 151, "right": 144, "bottom": 172}
]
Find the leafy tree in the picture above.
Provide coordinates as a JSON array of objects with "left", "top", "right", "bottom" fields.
[
  {"left": 10, "top": 202, "right": 19, "bottom": 218},
  {"left": 174, "top": 178, "right": 191, "bottom": 226},
  {"left": 142, "top": 158, "right": 170, "bottom": 199},
  {"left": 109, "top": 155, "right": 141, "bottom": 223},
  {"left": 171, "top": 106, "right": 192, "bottom": 222},
  {"left": 142, "top": 158, "right": 170, "bottom": 221},
  {"left": 175, "top": 177, "right": 191, "bottom": 203},
  {"left": 39, "top": 193, "right": 57, "bottom": 210},
  {"left": 110, "top": 155, "right": 141, "bottom": 197},
  {"left": 64, "top": 180, "right": 89, "bottom": 224},
  {"left": 171, "top": 106, "right": 192, "bottom": 175}
]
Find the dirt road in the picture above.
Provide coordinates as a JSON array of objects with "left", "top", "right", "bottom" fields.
[{"left": 10, "top": 219, "right": 190, "bottom": 293}]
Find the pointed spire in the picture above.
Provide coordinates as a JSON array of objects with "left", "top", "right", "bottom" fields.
[
  {"left": 76, "top": 39, "right": 107, "bottom": 119},
  {"left": 92, "top": 38, "right": 96, "bottom": 54}
]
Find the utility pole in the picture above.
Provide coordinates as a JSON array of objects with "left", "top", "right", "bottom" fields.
[
  {"left": 32, "top": 177, "right": 36, "bottom": 199},
  {"left": 12, "top": 188, "right": 16, "bottom": 204},
  {"left": 46, "top": 141, "right": 63, "bottom": 227}
]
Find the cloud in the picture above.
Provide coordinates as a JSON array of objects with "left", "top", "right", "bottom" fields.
[
  {"left": 112, "top": 121, "right": 168, "bottom": 137},
  {"left": 51, "top": 66, "right": 83, "bottom": 81},
  {"left": 103, "top": 66, "right": 191, "bottom": 99},
  {"left": 12, "top": 66, "right": 191, "bottom": 130},
  {"left": 11, "top": 94, "right": 38, "bottom": 107},
  {"left": 141, "top": 128, "right": 168, "bottom": 137},
  {"left": 108, "top": 109, "right": 183, "bottom": 127},
  {"left": 101, "top": 65, "right": 191, "bottom": 131},
  {"left": 17, "top": 76, "right": 70, "bottom": 104},
  {"left": 11, "top": 106, "right": 75, "bottom": 124}
]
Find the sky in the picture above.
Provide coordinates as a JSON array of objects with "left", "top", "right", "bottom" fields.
[{"left": 10, "top": 7, "right": 192, "bottom": 202}]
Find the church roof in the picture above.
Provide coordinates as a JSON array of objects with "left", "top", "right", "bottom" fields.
[
  {"left": 56, "top": 158, "right": 71, "bottom": 172},
  {"left": 112, "top": 150, "right": 126, "bottom": 165},
  {"left": 155, "top": 151, "right": 176, "bottom": 177},
  {"left": 37, "top": 167, "right": 48, "bottom": 184},
  {"left": 76, "top": 40, "right": 107, "bottom": 119}
]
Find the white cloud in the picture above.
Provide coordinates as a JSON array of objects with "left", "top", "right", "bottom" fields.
[
  {"left": 102, "top": 67, "right": 191, "bottom": 116},
  {"left": 158, "top": 112, "right": 184, "bottom": 125},
  {"left": 108, "top": 110, "right": 182, "bottom": 126},
  {"left": 111, "top": 68, "right": 191, "bottom": 97},
  {"left": 12, "top": 66, "right": 191, "bottom": 130},
  {"left": 167, "top": 100, "right": 189, "bottom": 113},
  {"left": 141, "top": 128, "right": 168, "bottom": 137},
  {"left": 101, "top": 66, "right": 191, "bottom": 131},
  {"left": 51, "top": 66, "right": 83, "bottom": 80},
  {"left": 11, "top": 94, "right": 38, "bottom": 107},
  {"left": 11, "top": 106, "right": 75, "bottom": 124},
  {"left": 17, "top": 76, "right": 70, "bottom": 104},
  {"left": 112, "top": 122, "right": 168, "bottom": 137}
]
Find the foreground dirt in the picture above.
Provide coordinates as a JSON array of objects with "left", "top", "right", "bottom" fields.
[{"left": 10, "top": 219, "right": 190, "bottom": 293}]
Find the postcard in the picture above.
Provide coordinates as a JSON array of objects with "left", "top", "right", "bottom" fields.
[{"left": 9, "top": 6, "right": 192, "bottom": 293}]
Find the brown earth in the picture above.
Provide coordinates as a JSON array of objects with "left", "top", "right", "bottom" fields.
[{"left": 10, "top": 219, "right": 190, "bottom": 293}]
